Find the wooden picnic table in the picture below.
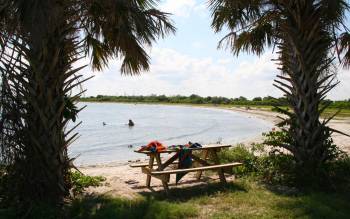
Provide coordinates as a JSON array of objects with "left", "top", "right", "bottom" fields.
[{"left": 132, "top": 144, "right": 242, "bottom": 193}]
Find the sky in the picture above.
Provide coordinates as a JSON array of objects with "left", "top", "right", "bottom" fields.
[{"left": 80, "top": 0, "right": 350, "bottom": 100}]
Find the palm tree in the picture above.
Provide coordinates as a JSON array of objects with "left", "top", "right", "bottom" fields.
[
  {"left": 209, "top": 0, "right": 350, "bottom": 174},
  {"left": 0, "top": 0, "right": 175, "bottom": 209}
]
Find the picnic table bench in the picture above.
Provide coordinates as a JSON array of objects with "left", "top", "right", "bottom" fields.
[{"left": 131, "top": 144, "right": 243, "bottom": 193}]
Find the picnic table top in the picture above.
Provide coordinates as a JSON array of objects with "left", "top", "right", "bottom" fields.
[{"left": 134, "top": 144, "right": 232, "bottom": 154}]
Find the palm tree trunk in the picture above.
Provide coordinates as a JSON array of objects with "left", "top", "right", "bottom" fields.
[
  {"left": 16, "top": 2, "right": 75, "bottom": 205},
  {"left": 275, "top": 1, "right": 334, "bottom": 172},
  {"left": 23, "top": 39, "right": 69, "bottom": 204}
]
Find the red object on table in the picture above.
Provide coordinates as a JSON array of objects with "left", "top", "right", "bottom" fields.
[{"left": 138, "top": 140, "right": 166, "bottom": 152}]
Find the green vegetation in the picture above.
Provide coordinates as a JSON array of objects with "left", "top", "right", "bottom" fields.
[
  {"left": 80, "top": 95, "right": 350, "bottom": 117},
  {"left": 69, "top": 196, "right": 198, "bottom": 219},
  {"left": 81, "top": 94, "right": 350, "bottom": 109},
  {"left": 67, "top": 179, "right": 350, "bottom": 219},
  {"left": 219, "top": 143, "right": 350, "bottom": 190},
  {"left": 2, "top": 178, "right": 349, "bottom": 219},
  {"left": 70, "top": 171, "right": 106, "bottom": 196},
  {"left": 81, "top": 94, "right": 287, "bottom": 105}
]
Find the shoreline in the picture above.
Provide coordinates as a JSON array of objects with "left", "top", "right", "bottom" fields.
[
  {"left": 79, "top": 105, "right": 350, "bottom": 198},
  {"left": 227, "top": 107, "right": 350, "bottom": 154},
  {"left": 78, "top": 103, "right": 350, "bottom": 168}
]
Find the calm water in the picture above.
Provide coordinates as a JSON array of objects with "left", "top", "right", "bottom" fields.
[{"left": 68, "top": 103, "right": 272, "bottom": 165}]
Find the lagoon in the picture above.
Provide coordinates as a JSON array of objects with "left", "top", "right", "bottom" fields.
[{"left": 69, "top": 103, "right": 272, "bottom": 165}]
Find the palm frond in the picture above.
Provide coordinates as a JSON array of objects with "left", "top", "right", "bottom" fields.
[
  {"left": 210, "top": 0, "right": 264, "bottom": 32},
  {"left": 210, "top": 0, "right": 277, "bottom": 56},
  {"left": 81, "top": 0, "right": 175, "bottom": 75},
  {"left": 337, "top": 32, "right": 350, "bottom": 68}
]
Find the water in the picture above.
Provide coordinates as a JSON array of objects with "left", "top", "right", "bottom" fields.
[{"left": 68, "top": 103, "right": 272, "bottom": 165}]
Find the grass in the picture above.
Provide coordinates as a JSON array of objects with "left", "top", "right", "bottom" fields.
[
  {"left": 321, "top": 108, "right": 350, "bottom": 118},
  {"left": 192, "top": 179, "right": 350, "bottom": 219},
  {"left": 69, "top": 195, "right": 198, "bottom": 219},
  {"left": 1, "top": 177, "right": 349, "bottom": 218},
  {"left": 65, "top": 178, "right": 350, "bottom": 219}
]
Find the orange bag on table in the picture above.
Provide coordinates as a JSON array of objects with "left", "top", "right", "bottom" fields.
[{"left": 138, "top": 141, "right": 166, "bottom": 153}]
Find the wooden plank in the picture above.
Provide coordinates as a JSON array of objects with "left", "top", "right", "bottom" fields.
[
  {"left": 130, "top": 161, "right": 179, "bottom": 168},
  {"left": 146, "top": 155, "right": 154, "bottom": 187},
  {"left": 155, "top": 153, "right": 170, "bottom": 193},
  {"left": 150, "top": 162, "right": 243, "bottom": 175},
  {"left": 134, "top": 144, "right": 232, "bottom": 154},
  {"left": 160, "top": 153, "right": 179, "bottom": 170},
  {"left": 211, "top": 149, "right": 227, "bottom": 183},
  {"left": 142, "top": 167, "right": 170, "bottom": 182},
  {"left": 191, "top": 153, "right": 212, "bottom": 166},
  {"left": 195, "top": 150, "right": 209, "bottom": 180}
]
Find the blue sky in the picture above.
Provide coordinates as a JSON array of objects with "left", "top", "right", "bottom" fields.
[{"left": 81, "top": 0, "right": 350, "bottom": 100}]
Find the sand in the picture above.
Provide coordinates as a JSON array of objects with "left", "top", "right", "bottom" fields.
[{"left": 80, "top": 107, "right": 350, "bottom": 198}]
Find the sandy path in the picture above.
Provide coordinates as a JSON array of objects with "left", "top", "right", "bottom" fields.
[{"left": 80, "top": 107, "right": 350, "bottom": 198}]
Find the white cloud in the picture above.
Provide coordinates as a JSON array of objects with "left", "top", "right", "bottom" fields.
[
  {"left": 80, "top": 48, "right": 279, "bottom": 99},
  {"left": 160, "top": 0, "right": 198, "bottom": 18},
  {"left": 79, "top": 47, "right": 350, "bottom": 100}
]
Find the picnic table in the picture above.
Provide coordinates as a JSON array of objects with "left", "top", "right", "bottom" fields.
[{"left": 131, "top": 144, "right": 243, "bottom": 193}]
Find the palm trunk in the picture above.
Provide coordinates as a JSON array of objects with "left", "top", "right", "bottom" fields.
[
  {"left": 23, "top": 39, "right": 69, "bottom": 204},
  {"left": 15, "top": 2, "right": 75, "bottom": 206},
  {"left": 275, "top": 1, "right": 334, "bottom": 172}
]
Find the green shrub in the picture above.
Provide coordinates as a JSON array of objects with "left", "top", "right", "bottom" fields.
[
  {"left": 256, "top": 153, "right": 297, "bottom": 185},
  {"left": 320, "top": 157, "right": 350, "bottom": 192},
  {"left": 218, "top": 144, "right": 299, "bottom": 185},
  {"left": 218, "top": 144, "right": 257, "bottom": 176},
  {"left": 262, "top": 127, "right": 350, "bottom": 189},
  {"left": 69, "top": 171, "right": 106, "bottom": 196}
]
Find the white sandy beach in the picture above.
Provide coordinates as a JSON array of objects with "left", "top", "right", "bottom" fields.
[{"left": 80, "top": 107, "right": 350, "bottom": 198}]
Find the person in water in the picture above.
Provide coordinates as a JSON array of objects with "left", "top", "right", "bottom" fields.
[
  {"left": 102, "top": 122, "right": 106, "bottom": 126},
  {"left": 128, "top": 119, "right": 134, "bottom": 127}
]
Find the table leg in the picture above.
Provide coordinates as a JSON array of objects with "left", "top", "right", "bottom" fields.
[
  {"left": 211, "top": 149, "right": 227, "bottom": 184},
  {"left": 196, "top": 150, "right": 209, "bottom": 180},
  {"left": 155, "top": 153, "right": 169, "bottom": 193},
  {"left": 146, "top": 155, "right": 155, "bottom": 187}
]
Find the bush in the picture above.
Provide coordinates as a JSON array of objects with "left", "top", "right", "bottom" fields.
[
  {"left": 262, "top": 127, "right": 350, "bottom": 189},
  {"left": 69, "top": 171, "right": 106, "bottom": 196},
  {"left": 319, "top": 157, "right": 350, "bottom": 192},
  {"left": 256, "top": 152, "right": 297, "bottom": 185},
  {"left": 218, "top": 144, "right": 257, "bottom": 176},
  {"left": 218, "top": 142, "right": 347, "bottom": 189},
  {"left": 219, "top": 143, "right": 297, "bottom": 184}
]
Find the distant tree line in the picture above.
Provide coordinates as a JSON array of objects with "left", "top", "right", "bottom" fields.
[{"left": 80, "top": 95, "right": 350, "bottom": 109}]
